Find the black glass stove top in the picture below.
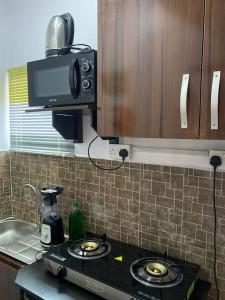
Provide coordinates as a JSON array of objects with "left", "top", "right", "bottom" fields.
[{"left": 43, "top": 236, "right": 200, "bottom": 300}]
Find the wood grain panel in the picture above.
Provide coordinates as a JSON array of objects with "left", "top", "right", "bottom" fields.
[
  {"left": 200, "top": 0, "right": 225, "bottom": 139},
  {"left": 0, "top": 254, "right": 22, "bottom": 300},
  {"left": 97, "top": 0, "right": 204, "bottom": 139},
  {"left": 161, "top": 1, "right": 204, "bottom": 138}
]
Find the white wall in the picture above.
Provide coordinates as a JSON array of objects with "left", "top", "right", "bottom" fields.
[
  {"left": 1, "top": 0, "right": 225, "bottom": 169},
  {"left": 0, "top": 0, "right": 10, "bottom": 68},
  {"left": 0, "top": 1, "right": 10, "bottom": 149},
  {"left": 5, "top": 0, "right": 97, "bottom": 66}
]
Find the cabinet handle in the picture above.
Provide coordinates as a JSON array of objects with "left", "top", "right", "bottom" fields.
[
  {"left": 180, "top": 74, "right": 190, "bottom": 128},
  {"left": 211, "top": 71, "right": 221, "bottom": 130}
]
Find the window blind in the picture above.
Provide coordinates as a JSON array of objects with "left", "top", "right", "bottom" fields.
[{"left": 8, "top": 65, "right": 75, "bottom": 156}]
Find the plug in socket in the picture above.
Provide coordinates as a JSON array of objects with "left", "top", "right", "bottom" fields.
[
  {"left": 109, "top": 144, "right": 130, "bottom": 160},
  {"left": 208, "top": 150, "right": 224, "bottom": 162}
]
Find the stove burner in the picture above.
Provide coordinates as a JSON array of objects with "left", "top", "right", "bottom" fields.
[
  {"left": 68, "top": 238, "right": 111, "bottom": 260},
  {"left": 130, "top": 257, "right": 183, "bottom": 288},
  {"left": 146, "top": 262, "right": 168, "bottom": 277}
]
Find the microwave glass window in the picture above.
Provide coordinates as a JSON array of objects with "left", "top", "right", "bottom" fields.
[{"left": 35, "top": 65, "right": 70, "bottom": 98}]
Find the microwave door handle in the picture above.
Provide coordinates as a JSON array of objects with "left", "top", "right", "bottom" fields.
[{"left": 69, "top": 59, "right": 80, "bottom": 98}]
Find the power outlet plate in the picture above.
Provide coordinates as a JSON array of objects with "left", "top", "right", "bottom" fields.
[
  {"left": 208, "top": 150, "right": 225, "bottom": 160},
  {"left": 109, "top": 144, "right": 130, "bottom": 160}
]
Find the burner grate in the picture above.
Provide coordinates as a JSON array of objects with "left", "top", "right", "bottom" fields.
[{"left": 68, "top": 238, "right": 111, "bottom": 260}]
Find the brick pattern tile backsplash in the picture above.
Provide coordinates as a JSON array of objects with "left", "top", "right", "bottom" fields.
[
  {"left": 0, "top": 152, "right": 11, "bottom": 219},
  {"left": 8, "top": 152, "right": 225, "bottom": 299}
]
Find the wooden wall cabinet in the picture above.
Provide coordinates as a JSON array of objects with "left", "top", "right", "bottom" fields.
[
  {"left": 97, "top": 0, "right": 225, "bottom": 140},
  {"left": 200, "top": 0, "right": 225, "bottom": 139}
]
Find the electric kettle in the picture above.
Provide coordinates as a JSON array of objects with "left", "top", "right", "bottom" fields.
[{"left": 45, "top": 13, "right": 74, "bottom": 57}]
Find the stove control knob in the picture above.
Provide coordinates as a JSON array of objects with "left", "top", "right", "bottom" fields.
[
  {"left": 82, "top": 62, "right": 91, "bottom": 72},
  {"left": 57, "top": 266, "right": 67, "bottom": 279},
  {"left": 82, "top": 79, "right": 91, "bottom": 90}
]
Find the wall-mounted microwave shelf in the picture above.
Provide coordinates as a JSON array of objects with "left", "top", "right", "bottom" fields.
[
  {"left": 25, "top": 104, "right": 96, "bottom": 113},
  {"left": 25, "top": 105, "right": 97, "bottom": 143}
]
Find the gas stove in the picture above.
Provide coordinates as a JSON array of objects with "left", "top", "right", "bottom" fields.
[{"left": 43, "top": 236, "right": 200, "bottom": 300}]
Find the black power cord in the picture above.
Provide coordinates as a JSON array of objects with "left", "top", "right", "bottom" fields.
[
  {"left": 88, "top": 136, "right": 128, "bottom": 171},
  {"left": 210, "top": 155, "right": 222, "bottom": 300}
]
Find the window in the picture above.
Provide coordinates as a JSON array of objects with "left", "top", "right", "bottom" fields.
[{"left": 8, "top": 65, "right": 75, "bottom": 156}]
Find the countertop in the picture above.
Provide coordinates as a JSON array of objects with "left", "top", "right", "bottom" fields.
[{"left": 16, "top": 260, "right": 210, "bottom": 300}]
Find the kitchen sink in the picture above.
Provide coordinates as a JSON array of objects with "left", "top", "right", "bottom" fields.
[
  {"left": 0, "top": 217, "right": 43, "bottom": 264},
  {"left": 0, "top": 218, "right": 36, "bottom": 246}
]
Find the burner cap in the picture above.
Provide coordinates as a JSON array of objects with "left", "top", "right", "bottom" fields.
[
  {"left": 80, "top": 241, "right": 99, "bottom": 252},
  {"left": 145, "top": 262, "right": 167, "bottom": 277}
]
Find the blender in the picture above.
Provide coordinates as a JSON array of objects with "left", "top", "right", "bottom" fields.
[{"left": 40, "top": 186, "right": 65, "bottom": 246}]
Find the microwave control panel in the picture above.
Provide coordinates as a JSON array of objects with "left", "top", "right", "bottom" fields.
[{"left": 79, "top": 50, "right": 97, "bottom": 103}]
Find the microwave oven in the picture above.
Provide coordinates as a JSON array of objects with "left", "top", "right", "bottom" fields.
[{"left": 27, "top": 50, "right": 96, "bottom": 108}]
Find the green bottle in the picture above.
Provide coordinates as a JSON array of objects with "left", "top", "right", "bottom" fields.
[{"left": 69, "top": 200, "right": 85, "bottom": 241}]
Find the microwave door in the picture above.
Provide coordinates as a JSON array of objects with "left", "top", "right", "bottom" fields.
[{"left": 69, "top": 58, "right": 80, "bottom": 99}]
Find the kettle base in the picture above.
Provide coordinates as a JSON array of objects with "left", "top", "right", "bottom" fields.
[{"left": 46, "top": 48, "right": 67, "bottom": 58}]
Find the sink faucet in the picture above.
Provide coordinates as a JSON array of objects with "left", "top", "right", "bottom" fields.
[{"left": 20, "top": 184, "right": 42, "bottom": 232}]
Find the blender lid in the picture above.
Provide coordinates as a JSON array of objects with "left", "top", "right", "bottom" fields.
[{"left": 40, "top": 186, "right": 63, "bottom": 195}]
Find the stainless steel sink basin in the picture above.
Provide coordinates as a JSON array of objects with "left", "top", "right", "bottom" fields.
[
  {"left": 0, "top": 217, "right": 43, "bottom": 264},
  {"left": 0, "top": 218, "right": 36, "bottom": 246}
]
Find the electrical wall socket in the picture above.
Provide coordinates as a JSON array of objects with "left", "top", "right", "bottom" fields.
[
  {"left": 208, "top": 150, "right": 225, "bottom": 160},
  {"left": 109, "top": 144, "right": 130, "bottom": 160}
]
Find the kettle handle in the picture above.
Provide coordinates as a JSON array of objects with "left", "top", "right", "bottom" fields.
[{"left": 61, "top": 13, "right": 74, "bottom": 47}]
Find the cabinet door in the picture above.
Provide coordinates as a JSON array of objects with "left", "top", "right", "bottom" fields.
[
  {"left": 0, "top": 260, "right": 21, "bottom": 300},
  {"left": 97, "top": 0, "right": 204, "bottom": 138},
  {"left": 200, "top": 0, "right": 225, "bottom": 139}
]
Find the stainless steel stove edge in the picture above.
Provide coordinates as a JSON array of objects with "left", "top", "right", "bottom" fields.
[{"left": 43, "top": 257, "right": 135, "bottom": 300}]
